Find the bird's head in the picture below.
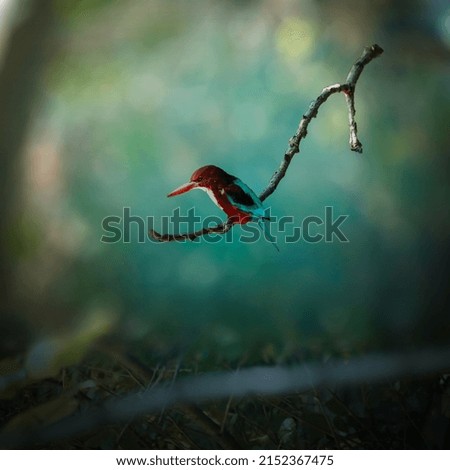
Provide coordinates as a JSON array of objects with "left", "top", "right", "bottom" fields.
[{"left": 167, "top": 165, "right": 230, "bottom": 197}]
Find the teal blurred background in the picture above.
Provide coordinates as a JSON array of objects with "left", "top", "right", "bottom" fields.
[{"left": 1, "top": 0, "right": 449, "bottom": 365}]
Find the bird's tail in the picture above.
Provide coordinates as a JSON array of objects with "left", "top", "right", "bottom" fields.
[{"left": 258, "top": 219, "right": 280, "bottom": 252}]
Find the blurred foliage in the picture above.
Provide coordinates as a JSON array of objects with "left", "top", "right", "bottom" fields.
[{"left": 0, "top": 0, "right": 449, "bottom": 449}]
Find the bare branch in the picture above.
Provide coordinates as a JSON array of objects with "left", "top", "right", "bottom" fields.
[
  {"left": 1, "top": 346, "right": 448, "bottom": 448},
  {"left": 150, "top": 44, "right": 383, "bottom": 242},
  {"left": 343, "top": 89, "right": 362, "bottom": 153},
  {"left": 149, "top": 221, "right": 233, "bottom": 242},
  {"left": 258, "top": 82, "right": 348, "bottom": 201},
  {"left": 341, "top": 44, "right": 383, "bottom": 153},
  {"left": 260, "top": 44, "right": 383, "bottom": 200}
]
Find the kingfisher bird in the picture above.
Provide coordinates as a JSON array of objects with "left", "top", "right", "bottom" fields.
[
  {"left": 167, "top": 165, "right": 278, "bottom": 250},
  {"left": 167, "top": 165, "right": 267, "bottom": 224}
]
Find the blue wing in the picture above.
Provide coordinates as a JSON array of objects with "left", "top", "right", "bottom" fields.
[{"left": 224, "top": 179, "right": 266, "bottom": 219}]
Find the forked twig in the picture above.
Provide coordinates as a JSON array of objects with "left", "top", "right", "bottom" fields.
[{"left": 150, "top": 44, "right": 383, "bottom": 242}]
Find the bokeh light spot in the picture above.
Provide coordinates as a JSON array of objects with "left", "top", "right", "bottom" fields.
[{"left": 276, "top": 17, "right": 314, "bottom": 60}]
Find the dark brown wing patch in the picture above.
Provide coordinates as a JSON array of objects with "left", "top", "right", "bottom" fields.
[{"left": 224, "top": 182, "right": 257, "bottom": 208}]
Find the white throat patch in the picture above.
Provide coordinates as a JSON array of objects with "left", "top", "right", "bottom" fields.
[{"left": 194, "top": 186, "right": 224, "bottom": 211}]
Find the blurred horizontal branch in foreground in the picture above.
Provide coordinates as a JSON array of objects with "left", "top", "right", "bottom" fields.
[{"left": 1, "top": 346, "right": 449, "bottom": 448}]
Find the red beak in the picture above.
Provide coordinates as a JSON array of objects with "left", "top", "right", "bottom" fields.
[{"left": 167, "top": 181, "right": 197, "bottom": 197}]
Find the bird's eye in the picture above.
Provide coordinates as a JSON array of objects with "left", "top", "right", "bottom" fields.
[{"left": 196, "top": 176, "right": 203, "bottom": 182}]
